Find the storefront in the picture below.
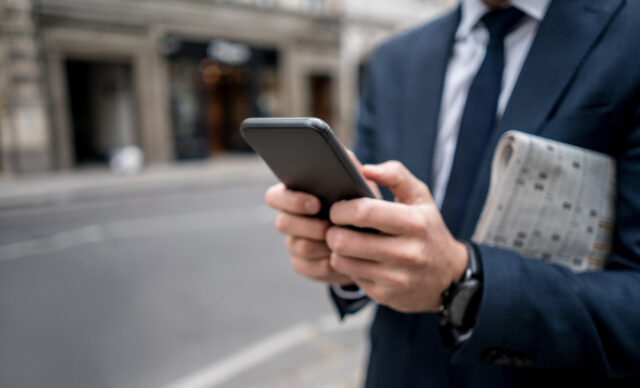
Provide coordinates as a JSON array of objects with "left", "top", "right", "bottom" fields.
[
  {"left": 38, "top": 0, "right": 345, "bottom": 169},
  {"left": 0, "top": 0, "right": 448, "bottom": 174}
]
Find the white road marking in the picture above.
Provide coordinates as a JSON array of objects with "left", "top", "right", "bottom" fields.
[
  {"left": 164, "top": 310, "right": 373, "bottom": 388},
  {"left": 165, "top": 323, "right": 318, "bottom": 388},
  {"left": 0, "top": 205, "right": 276, "bottom": 262}
]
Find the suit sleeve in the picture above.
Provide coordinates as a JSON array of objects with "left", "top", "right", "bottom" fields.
[{"left": 451, "top": 107, "right": 640, "bottom": 377}]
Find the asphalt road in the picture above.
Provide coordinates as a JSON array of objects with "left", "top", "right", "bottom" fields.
[{"left": 0, "top": 169, "right": 370, "bottom": 388}]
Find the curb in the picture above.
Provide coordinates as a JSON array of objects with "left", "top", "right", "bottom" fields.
[{"left": 0, "top": 155, "right": 275, "bottom": 210}]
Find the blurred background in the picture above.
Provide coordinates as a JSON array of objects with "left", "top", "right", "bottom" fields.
[{"left": 0, "top": 0, "right": 454, "bottom": 387}]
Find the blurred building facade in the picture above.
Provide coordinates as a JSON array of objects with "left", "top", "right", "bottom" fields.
[{"left": 0, "top": 0, "right": 454, "bottom": 175}]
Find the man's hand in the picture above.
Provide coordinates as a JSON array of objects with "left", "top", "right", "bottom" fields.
[
  {"left": 264, "top": 149, "right": 379, "bottom": 287},
  {"left": 265, "top": 183, "right": 353, "bottom": 285},
  {"left": 326, "top": 161, "right": 468, "bottom": 313}
]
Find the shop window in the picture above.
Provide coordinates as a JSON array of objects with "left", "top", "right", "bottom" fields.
[{"left": 167, "top": 38, "right": 279, "bottom": 160}]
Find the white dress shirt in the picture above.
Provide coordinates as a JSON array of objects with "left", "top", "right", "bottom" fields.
[{"left": 333, "top": 0, "right": 550, "bottom": 302}]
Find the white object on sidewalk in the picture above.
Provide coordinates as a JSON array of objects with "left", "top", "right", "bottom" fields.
[{"left": 109, "top": 145, "right": 144, "bottom": 175}]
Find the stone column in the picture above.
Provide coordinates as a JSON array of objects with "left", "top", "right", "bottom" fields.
[{"left": 0, "top": 0, "right": 51, "bottom": 174}]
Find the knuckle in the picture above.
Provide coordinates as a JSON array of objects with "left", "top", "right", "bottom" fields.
[
  {"left": 264, "top": 187, "right": 276, "bottom": 207},
  {"left": 386, "top": 160, "right": 405, "bottom": 175},
  {"left": 423, "top": 206, "right": 436, "bottom": 225},
  {"left": 423, "top": 212, "right": 442, "bottom": 238},
  {"left": 354, "top": 200, "right": 373, "bottom": 225},
  {"left": 329, "top": 252, "right": 343, "bottom": 270},
  {"left": 369, "top": 287, "right": 387, "bottom": 304},
  {"left": 285, "top": 235, "right": 295, "bottom": 251},
  {"left": 327, "top": 229, "right": 345, "bottom": 252},
  {"left": 393, "top": 271, "right": 411, "bottom": 289},
  {"left": 419, "top": 181, "right": 430, "bottom": 195},
  {"left": 398, "top": 242, "right": 423, "bottom": 265},
  {"left": 274, "top": 213, "right": 289, "bottom": 232},
  {"left": 388, "top": 160, "right": 403, "bottom": 170},
  {"left": 296, "top": 239, "right": 310, "bottom": 255},
  {"left": 405, "top": 212, "right": 426, "bottom": 234},
  {"left": 295, "top": 194, "right": 308, "bottom": 213},
  {"left": 290, "top": 255, "right": 307, "bottom": 275},
  {"left": 296, "top": 239, "right": 315, "bottom": 257},
  {"left": 325, "top": 228, "right": 336, "bottom": 249},
  {"left": 321, "top": 260, "right": 334, "bottom": 276},
  {"left": 265, "top": 183, "right": 284, "bottom": 207},
  {"left": 314, "top": 220, "right": 331, "bottom": 239},
  {"left": 311, "top": 260, "right": 332, "bottom": 281},
  {"left": 292, "top": 256, "right": 326, "bottom": 281}
]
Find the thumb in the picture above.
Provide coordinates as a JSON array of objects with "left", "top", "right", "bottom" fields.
[
  {"left": 361, "top": 161, "right": 433, "bottom": 205},
  {"left": 344, "top": 149, "right": 382, "bottom": 199}
]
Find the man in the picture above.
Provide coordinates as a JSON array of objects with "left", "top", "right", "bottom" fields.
[{"left": 266, "top": 0, "right": 640, "bottom": 386}]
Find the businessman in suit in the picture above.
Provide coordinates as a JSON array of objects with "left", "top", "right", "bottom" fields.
[{"left": 265, "top": 0, "right": 640, "bottom": 386}]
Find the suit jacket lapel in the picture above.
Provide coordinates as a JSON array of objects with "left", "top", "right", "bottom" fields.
[
  {"left": 458, "top": 0, "right": 625, "bottom": 239},
  {"left": 497, "top": 0, "right": 624, "bottom": 136},
  {"left": 401, "top": 8, "right": 459, "bottom": 187}
]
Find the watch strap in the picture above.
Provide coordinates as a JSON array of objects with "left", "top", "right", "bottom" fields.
[{"left": 437, "top": 241, "right": 483, "bottom": 329}]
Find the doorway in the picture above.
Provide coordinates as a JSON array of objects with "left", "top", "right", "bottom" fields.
[
  {"left": 65, "top": 59, "right": 139, "bottom": 166},
  {"left": 309, "top": 74, "right": 334, "bottom": 126}
]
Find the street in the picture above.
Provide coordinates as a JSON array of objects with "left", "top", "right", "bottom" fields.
[{"left": 0, "top": 160, "right": 371, "bottom": 388}]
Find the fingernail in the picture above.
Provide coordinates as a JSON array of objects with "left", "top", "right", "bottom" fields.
[{"left": 305, "top": 199, "right": 317, "bottom": 212}]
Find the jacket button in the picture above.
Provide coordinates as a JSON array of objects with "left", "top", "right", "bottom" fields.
[
  {"left": 482, "top": 348, "right": 503, "bottom": 363},
  {"left": 482, "top": 348, "right": 533, "bottom": 367}
]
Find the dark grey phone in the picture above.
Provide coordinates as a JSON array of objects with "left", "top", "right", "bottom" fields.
[{"left": 240, "top": 117, "right": 374, "bottom": 218}]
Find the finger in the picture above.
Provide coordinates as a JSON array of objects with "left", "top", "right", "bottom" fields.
[
  {"left": 286, "top": 236, "right": 330, "bottom": 261},
  {"left": 265, "top": 183, "right": 321, "bottom": 215},
  {"left": 291, "top": 255, "right": 352, "bottom": 285},
  {"left": 345, "top": 149, "right": 382, "bottom": 199},
  {"left": 352, "top": 277, "right": 379, "bottom": 301},
  {"left": 361, "top": 161, "right": 432, "bottom": 205},
  {"left": 329, "top": 252, "right": 380, "bottom": 283},
  {"left": 351, "top": 278, "right": 394, "bottom": 308},
  {"left": 326, "top": 226, "right": 411, "bottom": 263},
  {"left": 275, "top": 212, "right": 330, "bottom": 240},
  {"left": 330, "top": 197, "right": 424, "bottom": 235},
  {"left": 353, "top": 276, "right": 375, "bottom": 288},
  {"left": 345, "top": 149, "right": 363, "bottom": 170}
]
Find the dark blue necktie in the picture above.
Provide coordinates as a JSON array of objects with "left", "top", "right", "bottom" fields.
[{"left": 440, "top": 7, "right": 524, "bottom": 236}]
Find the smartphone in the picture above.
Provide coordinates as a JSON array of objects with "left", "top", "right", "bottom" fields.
[{"left": 240, "top": 117, "right": 374, "bottom": 218}]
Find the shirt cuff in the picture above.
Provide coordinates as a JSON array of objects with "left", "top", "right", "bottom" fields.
[{"left": 330, "top": 284, "right": 367, "bottom": 299}]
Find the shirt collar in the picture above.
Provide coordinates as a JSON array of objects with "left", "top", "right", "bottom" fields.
[{"left": 456, "top": 0, "right": 551, "bottom": 40}]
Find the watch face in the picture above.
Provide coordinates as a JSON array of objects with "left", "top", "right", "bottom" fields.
[
  {"left": 439, "top": 242, "right": 483, "bottom": 328},
  {"left": 449, "top": 279, "right": 481, "bottom": 328}
]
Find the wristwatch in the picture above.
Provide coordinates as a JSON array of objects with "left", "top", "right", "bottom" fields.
[{"left": 437, "top": 241, "right": 483, "bottom": 330}]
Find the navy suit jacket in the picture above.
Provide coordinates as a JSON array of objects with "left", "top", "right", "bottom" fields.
[{"left": 336, "top": 0, "right": 640, "bottom": 386}]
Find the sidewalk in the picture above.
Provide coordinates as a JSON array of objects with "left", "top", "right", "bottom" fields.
[
  {"left": 168, "top": 307, "right": 374, "bottom": 388},
  {"left": 0, "top": 154, "right": 275, "bottom": 210}
]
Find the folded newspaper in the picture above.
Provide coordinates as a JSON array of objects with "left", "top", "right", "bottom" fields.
[{"left": 472, "top": 131, "right": 616, "bottom": 272}]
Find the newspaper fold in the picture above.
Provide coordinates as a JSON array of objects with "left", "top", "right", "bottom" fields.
[{"left": 472, "top": 131, "right": 616, "bottom": 272}]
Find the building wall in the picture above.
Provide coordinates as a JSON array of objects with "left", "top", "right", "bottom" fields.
[
  {"left": 0, "top": 0, "right": 51, "bottom": 174},
  {"left": 0, "top": 0, "right": 455, "bottom": 174}
]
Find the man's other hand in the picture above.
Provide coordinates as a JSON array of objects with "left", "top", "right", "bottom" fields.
[
  {"left": 265, "top": 183, "right": 352, "bottom": 285},
  {"left": 327, "top": 161, "right": 468, "bottom": 313}
]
